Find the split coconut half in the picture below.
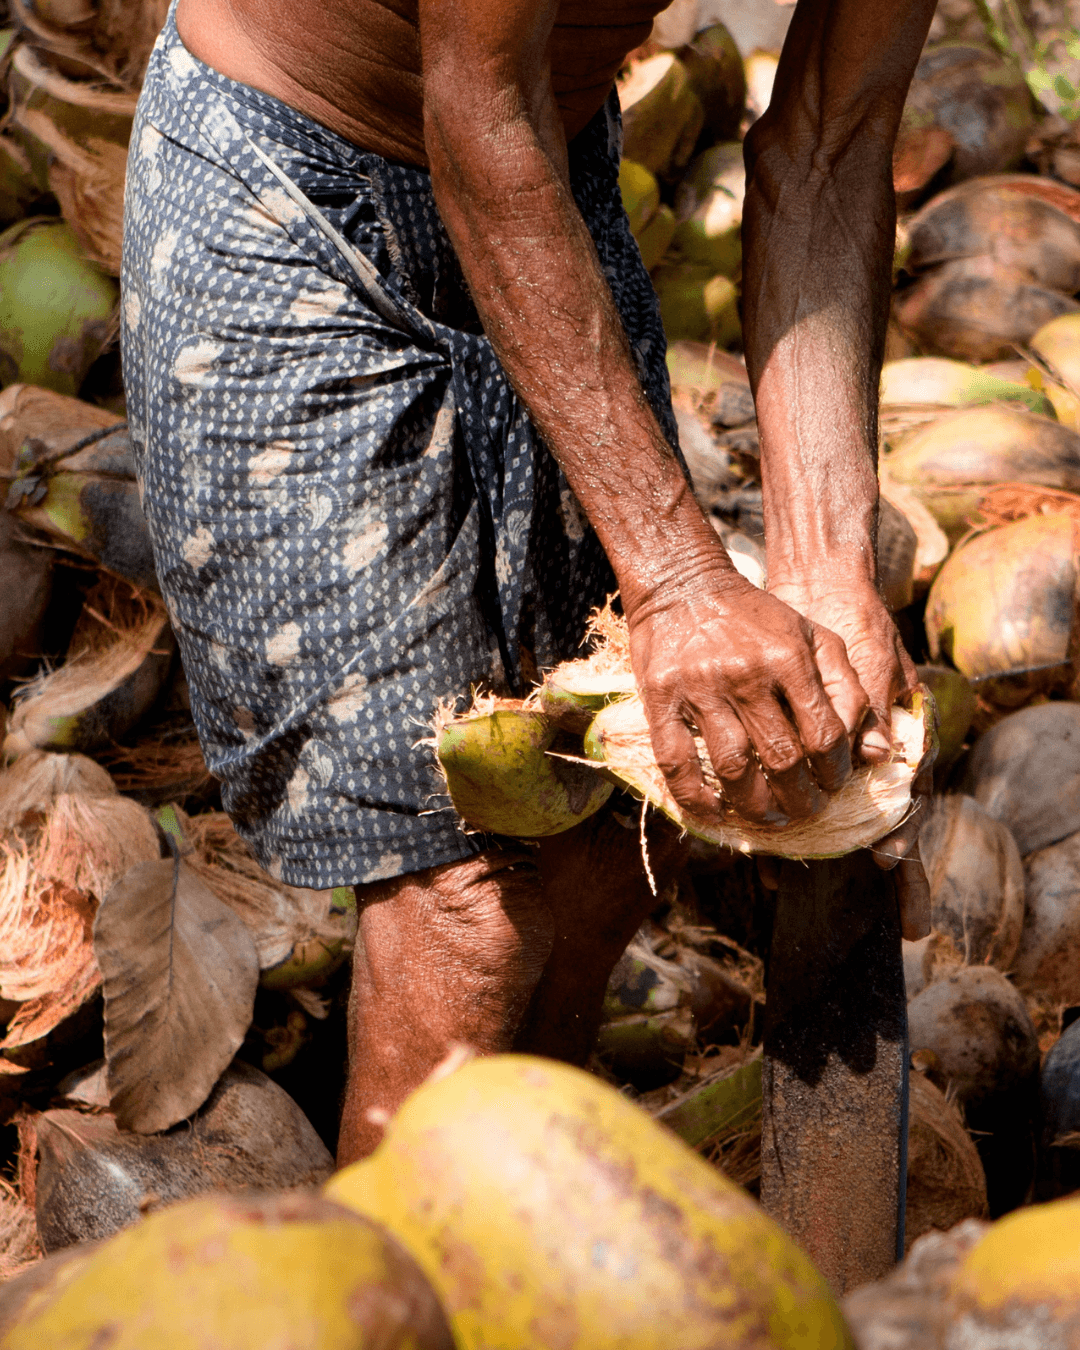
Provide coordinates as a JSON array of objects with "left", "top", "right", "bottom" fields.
[{"left": 437, "top": 607, "right": 932, "bottom": 858}]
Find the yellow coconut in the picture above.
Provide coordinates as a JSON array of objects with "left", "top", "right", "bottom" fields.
[
  {"left": 1031, "top": 310, "right": 1080, "bottom": 395},
  {"left": 0, "top": 1191, "right": 454, "bottom": 1350},
  {"left": 879, "top": 356, "right": 1054, "bottom": 417},
  {"left": 636, "top": 203, "right": 676, "bottom": 272},
  {"left": 671, "top": 142, "right": 745, "bottom": 276},
  {"left": 327, "top": 1054, "right": 853, "bottom": 1350},
  {"left": 924, "top": 510, "right": 1078, "bottom": 685},
  {"left": 618, "top": 159, "right": 660, "bottom": 238},
  {"left": 885, "top": 405, "right": 1080, "bottom": 542},
  {"left": 678, "top": 23, "right": 745, "bottom": 143}
]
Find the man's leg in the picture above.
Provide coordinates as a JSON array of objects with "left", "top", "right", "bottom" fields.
[
  {"left": 339, "top": 847, "right": 553, "bottom": 1165},
  {"left": 514, "top": 809, "right": 689, "bottom": 1064}
]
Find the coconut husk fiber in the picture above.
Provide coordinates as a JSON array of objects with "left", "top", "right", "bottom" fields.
[
  {"left": 0, "top": 749, "right": 114, "bottom": 831},
  {"left": 905, "top": 1069, "right": 988, "bottom": 1252},
  {"left": 96, "top": 729, "right": 214, "bottom": 806},
  {"left": 3, "top": 575, "right": 173, "bottom": 757},
  {"left": 0, "top": 843, "right": 99, "bottom": 1052},
  {"left": 9, "top": 0, "right": 168, "bottom": 90},
  {"left": 0, "top": 1175, "right": 39, "bottom": 1282}
]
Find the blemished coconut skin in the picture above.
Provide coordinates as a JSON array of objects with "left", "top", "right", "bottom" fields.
[
  {"left": 437, "top": 706, "right": 612, "bottom": 837},
  {"left": 0, "top": 217, "right": 116, "bottom": 396},
  {"left": 0, "top": 1191, "right": 455, "bottom": 1350},
  {"left": 885, "top": 405, "right": 1080, "bottom": 543},
  {"left": 918, "top": 795, "right": 1024, "bottom": 971},
  {"left": 1037, "top": 1017, "right": 1080, "bottom": 1200},
  {"left": 327, "top": 1055, "right": 854, "bottom": 1350},
  {"left": 1015, "top": 830, "right": 1080, "bottom": 1006},
  {"left": 960, "top": 701, "right": 1080, "bottom": 856},
  {"left": 924, "top": 511, "right": 1079, "bottom": 683},
  {"left": 879, "top": 356, "right": 1053, "bottom": 416}
]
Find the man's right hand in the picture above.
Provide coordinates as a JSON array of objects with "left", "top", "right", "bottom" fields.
[{"left": 625, "top": 564, "right": 870, "bottom": 826}]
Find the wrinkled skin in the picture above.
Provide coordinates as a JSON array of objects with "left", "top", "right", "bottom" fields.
[{"left": 177, "top": 0, "right": 936, "bottom": 1161}]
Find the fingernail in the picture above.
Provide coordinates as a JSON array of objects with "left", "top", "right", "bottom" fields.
[
  {"left": 862, "top": 729, "right": 891, "bottom": 755},
  {"left": 764, "top": 808, "right": 790, "bottom": 828}
]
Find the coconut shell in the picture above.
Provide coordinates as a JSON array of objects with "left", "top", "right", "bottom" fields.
[
  {"left": 437, "top": 701, "right": 612, "bottom": 837},
  {"left": 636, "top": 202, "right": 676, "bottom": 272},
  {"left": 960, "top": 701, "right": 1080, "bottom": 855},
  {"left": 3, "top": 578, "right": 173, "bottom": 757},
  {"left": 900, "top": 43, "right": 1036, "bottom": 186},
  {"left": 678, "top": 24, "right": 745, "bottom": 143},
  {"left": 618, "top": 159, "right": 659, "bottom": 238},
  {"left": 885, "top": 406, "right": 1080, "bottom": 543},
  {"left": 924, "top": 511, "right": 1080, "bottom": 685},
  {"left": 618, "top": 53, "right": 703, "bottom": 179},
  {"left": 1014, "top": 831, "right": 1080, "bottom": 1006},
  {"left": 907, "top": 965, "right": 1039, "bottom": 1111},
  {"left": 671, "top": 142, "right": 744, "bottom": 276},
  {"left": 905, "top": 1069, "right": 988, "bottom": 1252},
  {"left": 918, "top": 794, "right": 1024, "bottom": 972},
  {"left": 895, "top": 255, "right": 1080, "bottom": 364},
  {"left": 1037, "top": 1017, "right": 1080, "bottom": 1200},
  {"left": 906, "top": 182, "right": 1080, "bottom": 293},
  {"left": 915, "top": 666, "right": 975, "bottom": 767},
  {"left": 32, "top": 1061, "right": 334, "bottom": 1252},
  {"left": 877, "top": 496, "right": 917, "bottom": 611},
  {"left": 1031, "top": 311, "right": 1080, "bottom": 396},
  {"left": 6, "top": 1188, "right": 454, "bottom": 1350},
  {"left": 879, "top": 355, "right": 1054, "bottom": 417},
  {"left": 0, "top": 217, "right": 117, "bottom": 396}
]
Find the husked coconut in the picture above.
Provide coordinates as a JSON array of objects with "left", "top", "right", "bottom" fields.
[
  {"left": 907, "top": 966, "right": 1039, "bottom": 1112},
  {"left": 918, "top": 795, "right": 1025, "bottom": 971},
  {"left": 617, "top": 53, "right": 703, "bottom": 179},
  {"left": 961, "top": 701, "right": 1080, "bottom": 855},
  {"left": 1015, "top": 831, "right": 1080, "bottom": 1006}
]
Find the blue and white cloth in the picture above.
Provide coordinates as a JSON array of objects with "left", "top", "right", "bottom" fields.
[{"left": 121, "top": 4, "right": 680, "bottom": 888}]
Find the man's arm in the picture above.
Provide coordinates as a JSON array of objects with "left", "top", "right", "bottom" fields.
[{"left": 419, "top": 0, "right": 872, "bottom": 828}]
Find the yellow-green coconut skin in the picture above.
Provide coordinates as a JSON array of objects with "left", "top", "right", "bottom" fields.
[
  {"left": 0, "top": 219, "right": 117, "bottom": 396},
  {"left": 437, "top": 707, "right": 612, "bottom": 837},
  {"left": 0, "top": 1192, "right": 453, "bottom": 1350},
  {"left": 327, "top": 1054, "right": 853, "bottom": 1350}
]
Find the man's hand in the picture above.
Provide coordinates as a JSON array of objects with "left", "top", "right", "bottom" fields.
[{"left": 625, "top": 563, "right": 870, "bottom": 826}]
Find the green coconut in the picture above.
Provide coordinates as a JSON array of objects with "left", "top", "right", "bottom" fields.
[
  {"left": 671, "top": 142, "right": 744, "bottom": 276},
  {"left": 924, "top": 511, "right": 1078, "bottom": 688},
  {"left": 618, "top": 159, "right": 659, "bottom": 239},
  {"left": 879, "top": 356, "right": 1054, "bottom": 417},
  {"left": 327, "top": 1054, "right": 854, "bottom": 1350},
  {"left": 916, "top": 664, "right": 976, "bottom": 766},
  {"left": 0, "top": 218, "right": 117, "bottom": 396},
  {"left": 636, "top": 203, "right": 676, "bottom": 272},
  {"left": 436, "top": 700, "right": 612, "bottom": 837},
  {"left": 679, "top": 24, "right": 746, "bottom": 143},
  {"left": 618, "top": 53, "right": 704, "bottom": 179},
  {"left": 665, "top": 338, "right": 749, "bottom": 398},
  {"left": 884, "top": 405, "right": 1080, "bottom": 542},
  {"left": 0, "top": 1190, "right": 454, "bottom": 1350}
]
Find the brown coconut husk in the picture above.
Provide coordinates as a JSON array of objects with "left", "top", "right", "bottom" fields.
[
  {"left": 973, "top": 481, "right": 1080, "bottom": 530},
  {"left": 0, "top": 383, "right": 120, "bottom": 479},
  {"left": 3, "top": 576, "right": 173, "bottom": 758},
  {"left": 0, "top": 844, "right": 99, "bottom": 1051},
  {"left": 96, "top": 729, "right": 214, "bottom": 805},
  {"left": 905, "top": 1069, "right": 989, "bottom": 1251},
  {"left": 182, "top": 811, "right": 353, "bottom": 972},
  {"left": 0, "top": 1174, "right": 40, "bottom": 1282},
  {"left": 9, "top": 0, "right": 168, "bottom": 90},
  {"left": 0, "top": 749, "right": 115, "bottom": 832},
  {"left": 33, "top": 792, "right": 160, "bottom": 899}
]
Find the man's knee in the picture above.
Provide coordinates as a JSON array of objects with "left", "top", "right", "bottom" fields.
[{"left": 356, "top": 848, "right": 555, "bottom": 1005}]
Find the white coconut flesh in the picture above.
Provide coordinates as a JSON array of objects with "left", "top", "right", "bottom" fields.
[{"left": 586, "top": 695, "right": 928, "bottom": 859}]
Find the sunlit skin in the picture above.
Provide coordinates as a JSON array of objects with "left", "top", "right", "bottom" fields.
[{"left": 176, "top": 0, "right": 937, "bottom": 1163}]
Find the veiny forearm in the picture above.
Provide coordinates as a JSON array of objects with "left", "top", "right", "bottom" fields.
[
  {"left": 741, "top": 0, "right": 936, "bottom": 593},
  {"left": 423, "top": 80, "right": 731, "bottom": 610}
]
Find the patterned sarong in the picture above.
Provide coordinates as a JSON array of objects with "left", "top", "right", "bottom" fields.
[{"left": 121, "top": 4, "right": 680, "bottom": 888}]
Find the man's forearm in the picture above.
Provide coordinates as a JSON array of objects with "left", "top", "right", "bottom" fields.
[
  {"left": 741, "top": 0, "right": 937, "bottom": 596},
  {"left": 421, "top": 49, "right": 733, "bottom": 611}
]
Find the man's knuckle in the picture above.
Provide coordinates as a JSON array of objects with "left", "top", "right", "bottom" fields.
[{"left": 757, "top": 736, "right": 802, "bottom": 772}]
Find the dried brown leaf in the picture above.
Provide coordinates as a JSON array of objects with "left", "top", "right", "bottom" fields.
[{"left": 94, "top": 856, "right": 259, "bottom": 1133}]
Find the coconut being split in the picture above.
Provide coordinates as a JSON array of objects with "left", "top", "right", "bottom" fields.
[{"left": 436, "top": 605, "right": 932, "bottom": 859}]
